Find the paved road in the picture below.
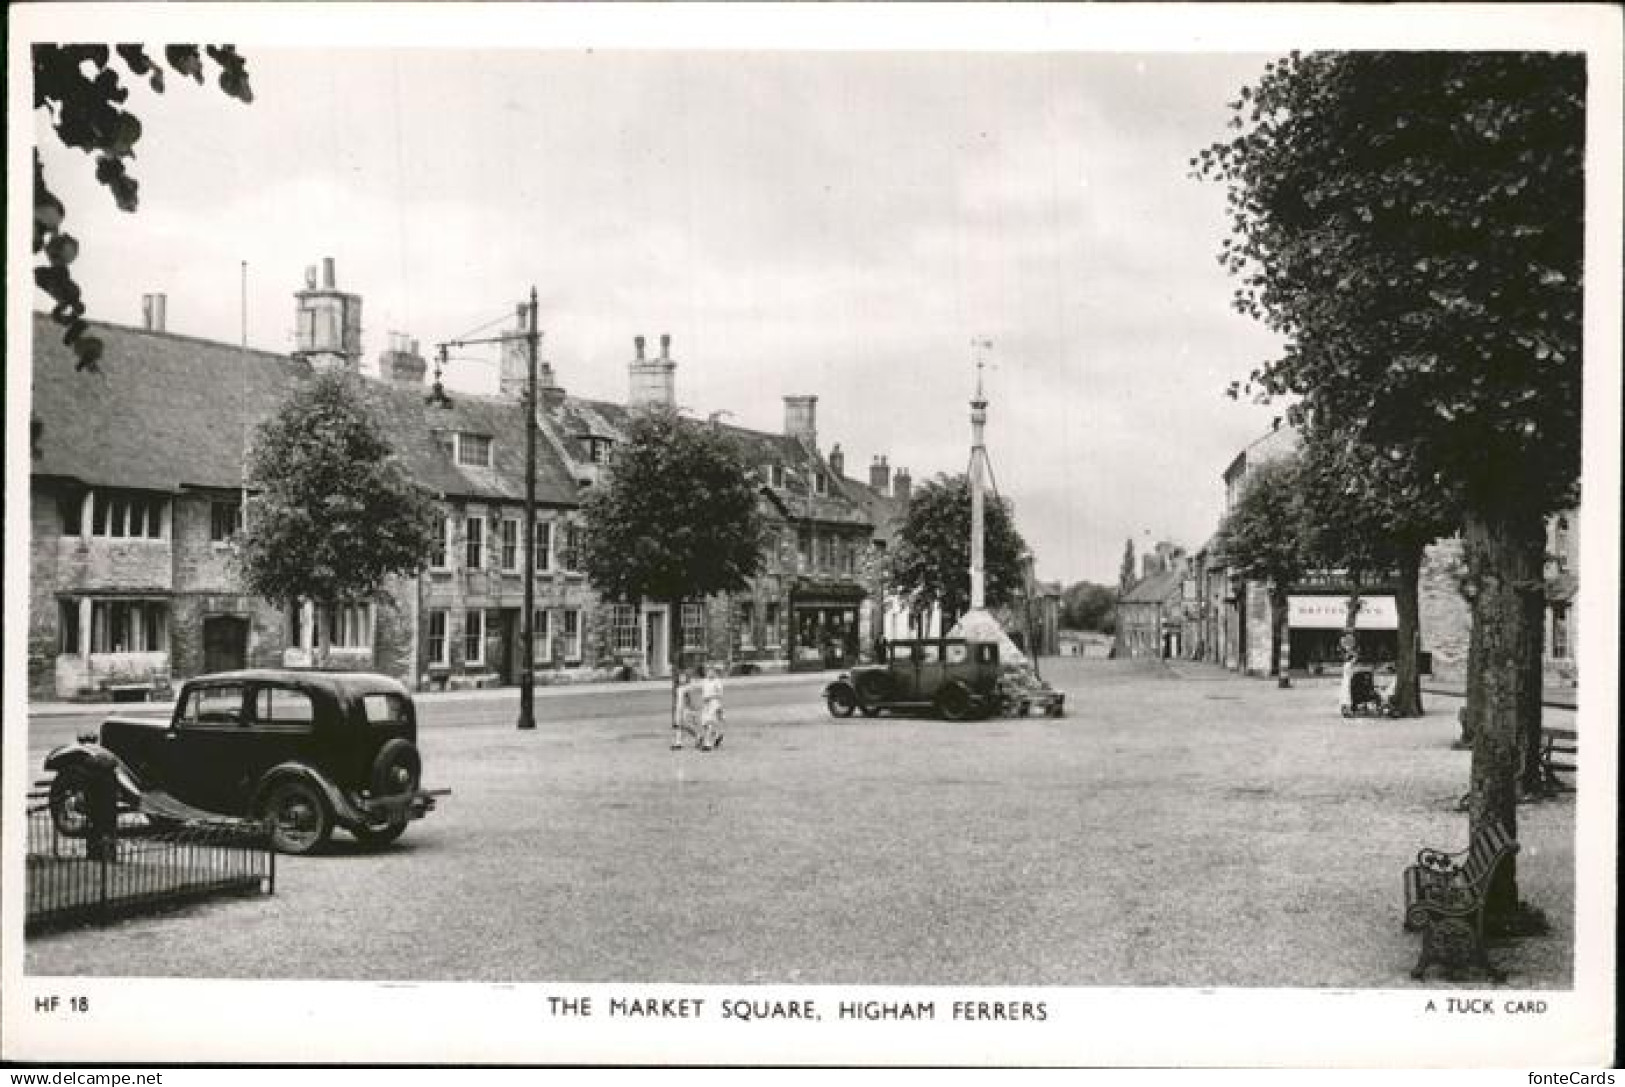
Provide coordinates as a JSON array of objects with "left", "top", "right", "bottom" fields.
[{"left": 24, "top": 658, "right": 1575, "bottom": 987}]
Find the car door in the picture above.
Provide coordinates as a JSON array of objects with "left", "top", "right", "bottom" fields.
[
  {"left": 165, "top": 680, "right": 251, "bottom": 813},
  {"left": 888, "top": 642, "right": 920, "bottom": 702},
  {"left": 916, "top": 641, "right": 947, "bottom": 702},
  {"left": 242, "top": 681, "right": 323, "bottom": 798}
]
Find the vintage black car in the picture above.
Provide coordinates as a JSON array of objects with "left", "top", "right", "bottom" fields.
[
  {"left": 44, "top": 670, "right": 444, "bottom": 855},
  {"left": 823, "top": 638, "right": 1004, "bottom": 721}
]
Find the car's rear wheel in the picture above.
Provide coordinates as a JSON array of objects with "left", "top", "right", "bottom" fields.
[
  {"left": 259, "top": 778, "right": 332, "bottom": 855},
  {"left": 48, "top": 771, "right": 92, "bottom": 839},
  {"left": 938, "top": 682, "right": 974, "bottom": 722},
  {"left": 826, "top": 686, "right": 857, "bottom": 718}
]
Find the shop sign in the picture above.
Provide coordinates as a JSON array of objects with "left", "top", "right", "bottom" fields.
[{"left": 1288, "top": 595, "right": 1397, "bottom": 630}]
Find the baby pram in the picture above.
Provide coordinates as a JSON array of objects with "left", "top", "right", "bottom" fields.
[{"left": 1340, "top": 661, "right": 1396, "bottom": 718}]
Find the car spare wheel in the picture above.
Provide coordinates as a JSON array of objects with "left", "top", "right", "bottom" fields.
[
  {"left": 370, "top": 739, "right": 422, "bottom": 797},
  {"left": 48, "top": 770, "right": 93, "bottom": 839},
  {"left": 259, "top": 778, "right": 333, "bottom": 855}
]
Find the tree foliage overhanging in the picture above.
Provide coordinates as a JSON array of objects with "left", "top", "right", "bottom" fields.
[
  {"left": 887, "top": 473, "right": 1030, "bottom": 631},
  {"left": 1193, "top": 51, "right": 1583, "bottom": 516},
  {"left": 239, "top": 370, "right": 441, "bottom": 646},
  {"left": 578, "top": 407, "right": 766, "bottom": 608},
  {"left": 33, "top": 44, "right": 253, "bottom": 371}
]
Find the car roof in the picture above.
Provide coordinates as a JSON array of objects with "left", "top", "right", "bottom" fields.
[{"left": 180, "top": 669, "right": 411, "bottom": 698}]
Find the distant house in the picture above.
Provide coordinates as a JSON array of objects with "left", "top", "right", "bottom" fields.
[{"left": 1115, "top": 555, "right": 1189, "bottom": 661}]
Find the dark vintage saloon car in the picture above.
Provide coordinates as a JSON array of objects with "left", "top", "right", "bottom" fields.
[
  {"left": 44, "top": 670, "right": 445, "bottom": 855},
  {"left": 824, "top": 637, "right": 1005, "bottom": 721}
]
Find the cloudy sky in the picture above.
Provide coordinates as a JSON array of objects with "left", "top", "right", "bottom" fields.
[{"left": 29, "top": 19, "right": 1306, "bottom": 585}]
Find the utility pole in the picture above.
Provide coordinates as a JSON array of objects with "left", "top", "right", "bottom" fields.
[
  {"left": 433, "top": 291, "right": 541, "bottom": 730},
  {"left": 519, "top": 288, "right": 539, "bottom": 730}
]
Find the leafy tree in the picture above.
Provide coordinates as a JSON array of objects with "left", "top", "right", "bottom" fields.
[
  {"left": 1196, "top": 52, "right": 1582, "bottom": 919},
  {"left": 34, "top": 44, "right": 253, "bottom": 371},
  {"left": 1296, "top": 424, "right": 1462, "bottom": 716},
  {"left": 578, "top": 407, "right": 765, "bottom": 728},
  {"left": 239, "top": 370, "right": 440, "bottom": 664},
  {"left": 887, "top": 473, "right": 1030, "bottom": 635},
  {"left": 1212, "top": 457, "right": 1310, "bottom": 680},
  {"left": 1062, "top": 581, "right": 1118, "bottom": 633}
]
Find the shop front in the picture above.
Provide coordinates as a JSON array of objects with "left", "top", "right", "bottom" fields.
[
  {"left": 789, "top": 581, "right": 864, "bottom": 672},
  {"left": 1287, "top": 593, "right": 1399, "bottom": 671}
]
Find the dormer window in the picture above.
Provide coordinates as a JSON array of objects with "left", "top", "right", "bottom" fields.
[
  {"left": 768, "top": 464, "right": 785, "bottom": 488},
  {"left": 583, "top": 437, "right": 614, "bottom": 465},
  {"left": 457, "top": 433, "right": 493, "bottom": 468},
  {"left": 813, "top": 472, "right": 828, "bottom": 496},
  {"left": 435, "top": 430, "right": 493, "bottom": 468}
]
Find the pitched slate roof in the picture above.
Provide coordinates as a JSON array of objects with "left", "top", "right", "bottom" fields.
[
  {"left": 1120, "top": 566, "right": 1186, "bottom": 604},
  {"left": 836, "top": 474, "right": 906, "bottom": 545},
  {"left": 542, "top": 395, "right": 874, "bottom": 530},
  {"left": 30, "top": 313, "right": 579, "bottom": 505}
]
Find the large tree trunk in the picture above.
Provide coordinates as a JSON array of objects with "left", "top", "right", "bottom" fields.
[
  {"left": 1391, "top": 544, "right": 1425, "bottom": 718},
  {"left": 1462, "top": 506, "right": 1547, "bottom": 921}
]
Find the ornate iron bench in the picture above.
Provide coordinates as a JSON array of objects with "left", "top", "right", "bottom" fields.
[{"left": 1402, "top": 820, "right": 1518, "bottom": 982}]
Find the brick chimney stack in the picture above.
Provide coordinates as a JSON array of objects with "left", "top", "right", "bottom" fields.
[
  {"left": 783, "top": 395, "right": 818, "bottom": 449},
  {"left": 380, "top": 332, "right": 427, "bottom": 385},
  {"left": 293, "top": 257, "right": 363, "bottom": 372},
  {"left": 629, "top": 333, "right": 676, "bottom": 408},
  {"left": 141, "top": 293, "right": 168, "bottom": 332},
  {"left": 869, "top": 455, "right": 891, "bottom": 492},
  {"left": 892, "top": 467, "right": 912, "bottom": 501}
]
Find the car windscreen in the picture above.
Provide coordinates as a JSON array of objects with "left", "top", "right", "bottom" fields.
[{"left": 362, "top": 693, "right": 411, "bottom": 726}]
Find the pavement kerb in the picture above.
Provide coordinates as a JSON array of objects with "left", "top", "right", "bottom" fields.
[{"left": 26, "top": 665, "right": 844, "bottom": 718}]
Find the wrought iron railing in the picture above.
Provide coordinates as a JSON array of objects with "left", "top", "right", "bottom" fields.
[{"left": 25, "top": 793, "right": 275, "bottom": 934}]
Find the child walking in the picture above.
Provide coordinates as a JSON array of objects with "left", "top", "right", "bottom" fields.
[{"left": 698, "top": 665, "right": 726, "bottom": 751}]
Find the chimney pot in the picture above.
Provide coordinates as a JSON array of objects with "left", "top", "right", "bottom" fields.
[
  {"left": 660, "top": 334, "right": 671, "bottom": 360},
  {"left": 322, "top": 257, "right": 336, "bottom": 289}
]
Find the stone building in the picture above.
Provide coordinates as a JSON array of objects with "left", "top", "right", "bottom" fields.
[
  {"left": 27, "top": 268, "right": 909, "bottom": 699},
  {"left": 1205, "top": 422, "right": 1580, "bottom": 684}
]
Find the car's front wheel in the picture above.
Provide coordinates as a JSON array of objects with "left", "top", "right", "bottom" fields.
[
  {"left": 826, "top": 686, "right": 857, "bottom": 718},
  {"left": 259, "top": 778, "right": 333, "bottom": 855}
]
